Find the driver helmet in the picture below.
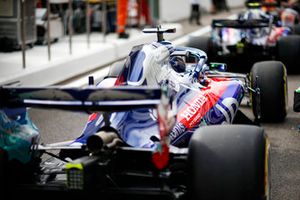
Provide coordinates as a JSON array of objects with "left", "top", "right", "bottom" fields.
[{"left": 169, "top": 56, "right": 186, "bottom": 73}]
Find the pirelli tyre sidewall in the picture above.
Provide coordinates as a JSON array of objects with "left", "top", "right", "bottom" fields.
[
  {"left": 250, "top": 61, "right": 287, "bottom": 122},
  {"left": 186, "top": 36, "right": 215, "bottom": 61},
  {"left": 187, "top": 125, "right": 270, "bottom": 200},
  {"left": 277, "top": 35, "right": 300, "bottom": 74}
]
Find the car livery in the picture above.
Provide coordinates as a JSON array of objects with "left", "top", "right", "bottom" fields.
[
  {"left": 187, "top": 3, "right": 300, "bottom": 73},
  {"left": 75, "top": 38, "right": 244, "bottom": 148},
  {"left": 0, "top": 27, "right": 285, "bottom": 200}
]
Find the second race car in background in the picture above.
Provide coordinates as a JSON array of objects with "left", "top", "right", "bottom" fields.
[{"left": 187, "top": 1, "right": 300, "bottom": 73}]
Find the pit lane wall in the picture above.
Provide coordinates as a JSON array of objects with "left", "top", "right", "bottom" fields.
[{"left": 159, "top": 0, "right": 244, "bottom": 22}]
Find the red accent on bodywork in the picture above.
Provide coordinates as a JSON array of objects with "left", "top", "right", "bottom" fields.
[
  {"left": 268, "top": 27, "right": 285, "bottom": 44},
  {"left": 152, "top": 143, "right": 170, "bottom": 170},
  {"left": 87, "top": 113, "right": 98, "bottom": 122},
  {"left": 115, "top": 75, "right": 125, "bottom": 86},
  {"left": 177, "top": 79, "right": 229, "bottom": 129},
  {"left": 152, "top": 96, "right": 171, "bottom": 170}
]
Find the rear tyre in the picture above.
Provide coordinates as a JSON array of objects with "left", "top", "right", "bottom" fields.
[
  {"left": 277, "top": 35, "right": 300, "bottom": 74},
  {"left": 188, "top": 125, "right": 270, "bottom": 200},
  {"left": 250, "top": 61, "right": 287, "bottom": 122},
  {"left": 292, "top": 24, "right": 300, "bottom": 35},
  {"left": 186, "top": 36, "right": 214, "bottom": 61}
]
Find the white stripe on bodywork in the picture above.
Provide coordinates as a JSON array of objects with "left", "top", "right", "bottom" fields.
[
  {"left": 215, "top": 97, "right": 239, "bottom": 123},
  {"left": 128, "top": 44, "right": 172, "bottom": 86}
]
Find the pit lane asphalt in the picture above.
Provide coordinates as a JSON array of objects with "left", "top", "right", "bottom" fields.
[{"left": 28, "top": 8, "right": 300, "bottom": 200}]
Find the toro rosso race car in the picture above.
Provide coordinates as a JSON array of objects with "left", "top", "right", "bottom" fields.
[
  {"left": 187, "top": 2, "right": 300, "bottom": 73},
  {"left": 0, "top": 27, "right": 287, "bottom": 199}
]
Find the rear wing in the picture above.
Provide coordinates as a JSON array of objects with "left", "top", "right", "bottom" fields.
[
  {"left": 212, "top": 19, "right": 270, "bottom": 29},
  {"left": 0, "top": 86, "right": 162, "bottom": 112}
]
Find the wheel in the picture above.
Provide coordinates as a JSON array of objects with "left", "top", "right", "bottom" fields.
[
  {"left": 186, "top": 36, "right": 214, "bottom": 61},
  {"left": 292, "top": 24, "right": 300, "bottom": 35},
  {"left": 186, "top": 36, "right": 210, "bottom": 52},
  {"left": 277, "top": 35, "right": 300, "bottom": 73},
  {"left": 250, "top": 61, "right": 287, "bottom": 122},
  {"left": 188, "top": 125, "right": 270, "bottom": 200}
]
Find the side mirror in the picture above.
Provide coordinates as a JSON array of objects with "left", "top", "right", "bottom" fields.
[{"left": 209, "top": 62, "right": 227, "bottom": 72}]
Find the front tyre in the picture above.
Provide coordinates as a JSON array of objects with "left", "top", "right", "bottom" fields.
[
  {"left": 250, "top": 61, "right": 287, "bottom": 122},
  {"left": 188, "top": 125, "right": 270, "bottom": 200}
]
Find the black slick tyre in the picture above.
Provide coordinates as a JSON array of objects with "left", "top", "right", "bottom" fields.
[
  {"left": 186, "top": 36, "right": 214, "bottom": 61},
  {"left": 250, "top": 61, "right": 287, "bottom": 122},
  {"left": 277, "top": 35, "right": 300, "bottom": 74},
  {"left": 188, "top": 125, "right": 270, "bottom": 200}
]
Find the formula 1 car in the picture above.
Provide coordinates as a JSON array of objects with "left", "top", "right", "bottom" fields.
[
  {"left": 0, "top": 27, "right": 287, "bottom": 199},
  {"left": 187, "top": 2, "right": 300, "bottom": 73}
]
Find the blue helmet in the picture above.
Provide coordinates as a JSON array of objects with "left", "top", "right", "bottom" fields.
[{"left": 169, "top": 56, "right": 186, "bottom": 73}]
